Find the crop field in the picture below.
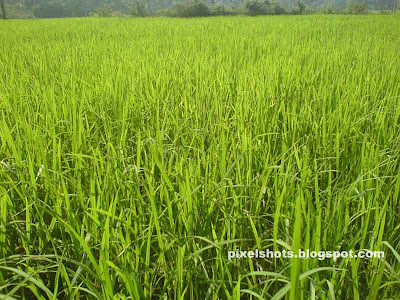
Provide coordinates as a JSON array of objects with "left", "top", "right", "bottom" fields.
[{"left": 0, "top": 15, "right": 400, "bottom": 299}]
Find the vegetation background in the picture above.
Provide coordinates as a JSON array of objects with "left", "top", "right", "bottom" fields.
[{"left": 0, "top": 0, "right": 398, "bottom": 19}]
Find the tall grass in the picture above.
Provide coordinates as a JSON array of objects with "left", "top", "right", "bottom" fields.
[{"left": 0, "top": 15, "right": 400, "bottom": 299}]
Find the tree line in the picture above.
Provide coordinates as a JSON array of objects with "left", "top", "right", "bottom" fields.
[{"left": 0, "top": 0, "right": 398, "bottom": 19}]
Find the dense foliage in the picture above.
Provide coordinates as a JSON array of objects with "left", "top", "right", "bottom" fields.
[{"left": 0, "top": 0, "right": 398, "bottom": 18}]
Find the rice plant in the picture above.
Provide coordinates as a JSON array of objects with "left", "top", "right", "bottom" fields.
[{"left": 0, "top": 15, "right": 400, "bottom": 299}]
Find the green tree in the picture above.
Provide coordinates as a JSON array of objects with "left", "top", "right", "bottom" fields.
[
  {"left": 297, "top": 0, "right": 305, "bottom": 12},
  {"left": 346, "top": 1, "right": 368, "bottom": 13},
  {"left": 391, "top": 0, "right": 397, "bottom": 12},
  {"left": 1, "top": 0, "right": 6, "bottom": 19},
  {"left": 92, "top": 3, "right": 113, "bottom": 16},
  {"left": 244, "top": 0, "right": 271, "bottom": 15},
  {"left": 128, "top": 0, "right": 148, "bottom": 16},
  {"left": 33, "top": 1, "right": 66, "bottom": 18}
]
